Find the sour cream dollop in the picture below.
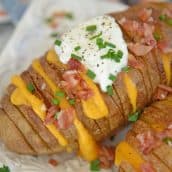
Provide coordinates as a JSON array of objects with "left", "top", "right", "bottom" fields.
[{"left": 55, "top": 15, "right": 128, "bottom": 92}]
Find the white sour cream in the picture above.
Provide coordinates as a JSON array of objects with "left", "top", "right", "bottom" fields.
[{"left": 55, "top": 15, "right": 128, "bottom": 92}]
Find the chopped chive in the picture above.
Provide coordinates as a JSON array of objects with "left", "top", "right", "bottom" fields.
[
  {"left": 71, "top": 53, "right": 82, "bottom": 61},
  {"left": 86, "top": 25, "right": 97, "bottom": 32},
  {"left": 86, "top": 69, "right": 96, "bottom": 80},
  {"left": 128, "top": 111, "right": 140, "bottom": 122},
  {"left": 153, "top": 32, "right": 161, "bottom": 41},
  {"left": 50, "top": 32, "right": 59, "bottom": 38},
  {"left": 163, "top": 137, "right": 172, "bottom": 145},
  {"left": 105, "top": 41, "right": 116, "bottom": 48},
  {"left": 55, "top": 91, "right": 65, "bottom": 97},
  {"left": 0, "top": 165, "right": 10, "bottom": 172},
  {"left": 159, "top": 14, "right": 166, "bottom": 21},
  {"left": 106, "top": 85, "right": 113, "bottom": 96},
  {"left": 45, "top": 17, "right": 53, "bottom": 23},
  {"left": 54, "top": 112, "right": 60, "bottom": 120},
  {"left": 96, "top": 38, "right": 106, "bottom": 49},
  {"left": 65, "top": 12, "right": 74, "bottom": 19},
  {"left": 90, "top": 159, "right": 100, "bottom": 172},
  {"left": 52, "top": 98, "right": 60, "bottom": 105},
  {"left": 27, "top": 83, "right": 35, "bottom": 93},
  {"left": 55, "top": 39, "right": 62, "bottom": 46},
  {"left": 69, "top": 99, "right": 76, "bottom": 105},
  {"left": 166, "top": 18, "right": 172, "bottom": 25},
  {"left": 90, "top": 31, "right": 102, "bottom": 40},
  {"left": 74, "top": 46, "right": 81, "bottom": 51},
  {"left": 122, "top": 66, "right": 131, "bottom": 72},
  {"left": 109, "top": 74, "right": 116, "bottom": 81}
]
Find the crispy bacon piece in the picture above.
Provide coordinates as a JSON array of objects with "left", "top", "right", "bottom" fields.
[
  {"left": 48, "top": 158, "right": 58, "bottom": 166},
  {"left": 157, "top": 40, "right": 172, "bottom": 53},
  {"left": 140, "top": 162, "right": 156, "bottom": 172},
  {"left": 98, "top": 146, "right": 114, "bottom": 169},
  {"left": 138, "top": 8, "right": 152, "bottom": 22},
  {"left": 67, "top": 58, "right": 85, "bottom": 72}
]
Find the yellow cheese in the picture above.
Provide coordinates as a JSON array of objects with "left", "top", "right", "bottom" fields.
[
  {"left": 124, "top": 73, "right": 137, "bottom": 112},
  {"left": 74, "top": 118, "right": 98, "bottom": 161},
  {"left": 115, "top": 141, "right": 144, "bottom": 171},
  {"left": 11, "top": 75, "right": 68, "bottom": 147},
  {"left": 162, "top": 54, "right": 172, "bottom": 85},
  {"left": 46, "top": 49, "right": 108, "bottom": 119}
]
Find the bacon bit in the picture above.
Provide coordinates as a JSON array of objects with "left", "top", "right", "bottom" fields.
[
  {"left": 153, "top": 85, "right": 172, "bottom": 101},
  {"left": 48, "top": 159, "right": 58, "bottom": 167},
  {"left": 53, "top": 11, "right": 66, "bottom": 18},
  {"left": 136, "top": 131, "right": 161, "bottom": 154},
  {"left": 138, "top": 8, "right": 152, "bottom": 22},
  {"left": 157, "top": 40, "right": 172, "bottom": 53},
  {"left": 128, "top": 54, "right": 144, "bottom": 69},
  {"left": 156, "top": 124, "right": 172, "bottom": 140},
  {"left": 67, "top": 58, "right": 85, "bottom": 71},
  {"left": 98, "top": 146, "right": 114, "bottom": 169},
  {"left": 128, "top": 43, "right": 153, "bottom": 56},
  {"left": 140, "top": 162, "right": 156, "bottom": 172},
  {"left": 57, "top": 108, "right": 75, "bottom": 129}
]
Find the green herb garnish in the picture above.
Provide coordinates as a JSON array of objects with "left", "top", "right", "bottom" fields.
[
  {"left": 122, "top": 66, "right": 131, "bottom": 72},
  {"left": 153, "top": 32, "right": 161, "bottom": 41},
  {"left": 55, "top": 39, "right": 62, "bottom": 46},
  {"left": 96, "top": 38, "right": 106, "bottom": 49},
  {"left": 163, "top": 137, "right": 172, "bottom": 145},
  {"left": 109, "top": 74, "right": 116, "bottom": 81},
  {"left": 128, "top": 111, "right": 140, "bottom": 122},
  {"left": 50, "top": 32, "right": 59, "bottom": 38},
  {"left": 166, "top": 18, "right": 172, "bottom": 25},
  {"left": 86, "top": 69, "right": 96, "bottom": 80},
  {"left": 0, "top": 165, "right": 10, "bottom": 172},
  {"left": 69, "top": 99, "right": 76, "bottom": 105},
  {"left": 159, "top": 14, "right": 166, "bottom": 21},
  {"left": 52, "top": 98, "right": 60, "bottom": 105},
  {"left": 71, "top": 53, "right": 82, "bottom": 61},
  {"left": 65, "top": 12, "right": 74, "bottom": 20},
  {"left": 27, "top": 83, "right": 35, "bottom": 93},
  {"left": 105, "top": 41, "right": 116, "bottom": 48},
  {"left": 55, "top": 91, "right": 65, "bottom": 97},
  {"left": 90, "top": 31, "right": 102, "bottom": 40},
  {"left": 90, "top": 159, "right": 100, "bottom": 172},
  {"left": 86, "top": 25, "right": 97, "bottom": 32},
  {"left": 106, "top": 85, "right": 113, "bottom": 96},
  {"left": 45, "top": 17, "right": 53, "bottom": 23},
  {"left": 74, "top": 46, "right": 81, "bottom": 51}
]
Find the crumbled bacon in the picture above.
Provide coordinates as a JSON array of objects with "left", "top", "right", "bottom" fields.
[
  {"left": 157, "top": 40, "right": 172, "bottom": 53},
  {"left": 61, "top": 70, "right": 93, "bottom": 100},
  {"left": 98, "top": 146, "right": 114, "bottom": 169},
  {"left": 67, "top": 58, "right": 85, "bottom": 72},
  {"left": 48, "top": 158, "right": 58, "bottom": 166},
  {"left": 153, "top": 85, "right": 172, "bottom": 101},
  {"left": 140, "top": 162, "right": 156, "bottom": 172},
  {"left": 138, "top": 8, "right": 152, "bottom": 22},
  {"left": 156, "top": 124, "right": 172, "bottom": 140},
  {"left": 136, "top": 131, "right": 161, "bottom": 154}
]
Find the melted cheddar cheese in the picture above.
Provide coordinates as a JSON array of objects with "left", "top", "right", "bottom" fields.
[
  {"left": 115, "top": 141, "right": 144, "bottom": 171},
  {"left": 124, "top": 73, "right": 137, "bottom": 112}
]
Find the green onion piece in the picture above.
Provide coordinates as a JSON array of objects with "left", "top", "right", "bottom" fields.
[
  {"left": 52, "top": 98, "right": 60, "bottom": 105},
  {"left": 0, "top": 165, "right": 10, "bottom": 172},
  {"left": 122, "top": 66, "right": 131, "bottom": 72},
  {"left": 153, "top": 32, "right": 161, "bottom": 41},
  {"left": 96, "top": 38, "right": 106, "bottom": 49},
  {"left": 163, "top": 137, "right": 172, "bottom": 145},
  {"left": 106, "top": 85, "right": 113, "bottom": 96},
  {"left": 128, "top": 111, "right": 140, "bottom": 122},
  {"left": 65, "top": 12, "right": 74, "bottom": 19},
  {"left": 86, "top": 25, "right": 97, "bottom": 32},
  {"left": 90, "top": 31, "right": 102, "bottom": 40},
  {"left": 27, "top": 83, "right": 35, "bottom": 93},
  {"left": 105, "top": 41, "right": 116, "bottom": 48},
  {"left": 159, "top": 14, "right": 166, "bottom": 21},
  {"left": 71, "top": 53, "right": 82, "bottom": 61},
  {"left": 50, "top": 32, "right": 59, "bottom": 38},
  {"left": 55, "top": 39, "right": 62, "bottom": 46},
  {"left": 54, "top": 112, "right": 60, "bottom": 120},
  {"left": 69, "top": 99, "right": 76, "bottom": 105},
  {"left": 109, "top": 74, "right": 116, "bottom": 81},
  {"left": 86, "top": 69, "right": 96, "bottom": 80},
  {"left": 45, "top": 17, "right": 53, "bottom": 23},
  {"left": 74, "top": 46, "right": 81, "bottom": 51},
  {"left": 55, "top": 91, "right": 65, "bottom": 97},
  {"left": 90, "top": 159, "right": 100, "bottom": 172},
  {"left": 166, "top": 18, "right": 172, "bottom": 26}
]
